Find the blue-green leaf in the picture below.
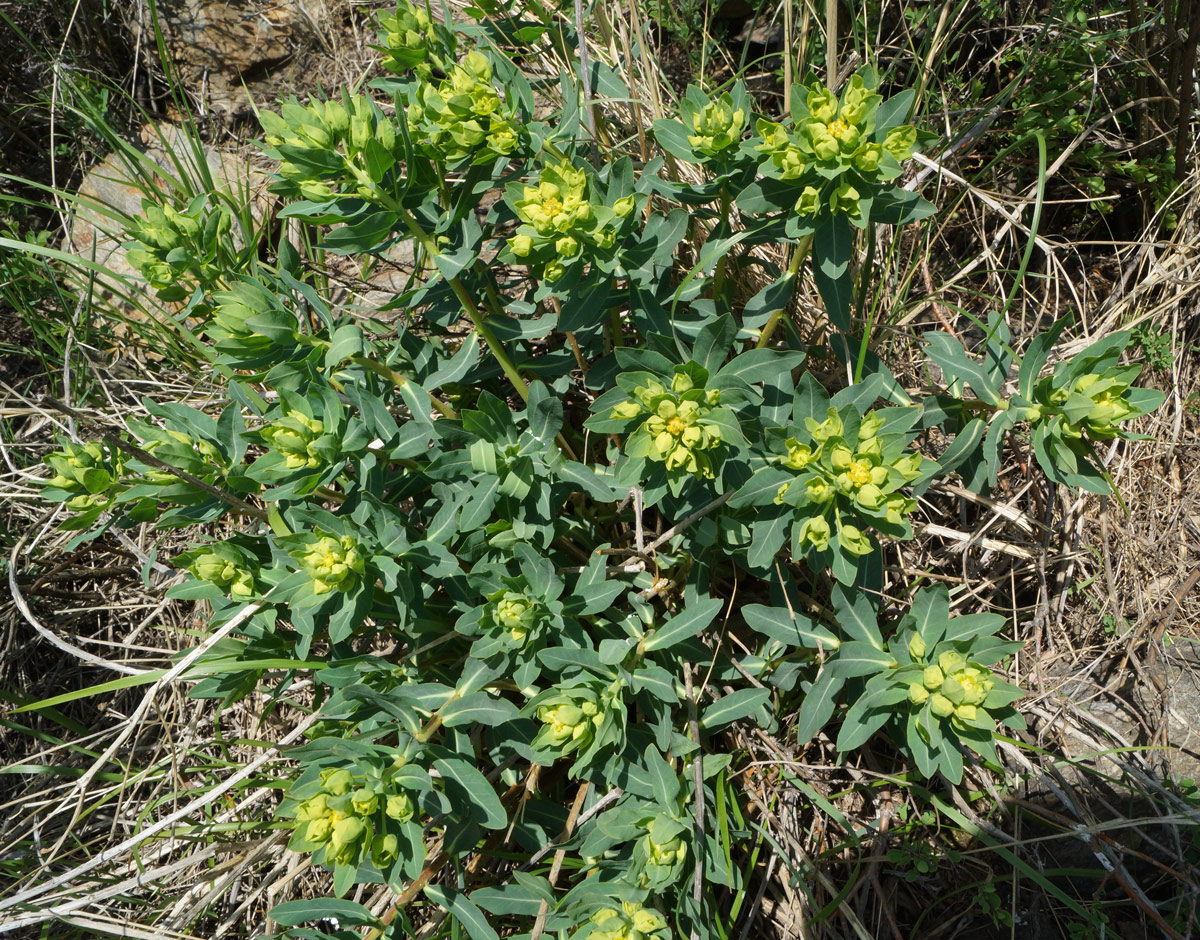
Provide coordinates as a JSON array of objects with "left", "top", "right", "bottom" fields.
[
  {"left": 433, "top": 759, "right": 507, "bottom": 830},
  {"left": 643, "top": 596, "right": 724, "bottom": 651},
  {"left": 269, "top": 898, "right": 376, "bottom": 927},
  {"left": 700, "top": 687, "right": 772, "bottom": 730},
  {"left": 440, "top": 693, "right": 518, "bottom": 728},
  {"left": 425, "top": 885, "right": 500, "bottom": 940}
]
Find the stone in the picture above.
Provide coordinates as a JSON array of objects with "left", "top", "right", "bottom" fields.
[
  {"left": 152, "top": 0, "right": 330, "bottom": 114},
  {"left": 67, "top": 120, "right": 270, "bottom": 303}
]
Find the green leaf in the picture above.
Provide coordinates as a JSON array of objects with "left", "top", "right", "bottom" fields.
[
  {"left": 599, "top": 637, "right": 635, "bottom": 664},
  {"left": 440, "top": 693, "right": 518, "bottom": 728},
  {"left": 728, "top": 466, "right": 794, "bottom": 509},
  {"left": 433, "top": 759, "right": 507, "bottom": 830},
  {"left": 460, "top": 477, "right": 500, "bottom": 531},
  {"left": 471, "top": 882, "right": 549, "bottom": 917},
  {"left": 742, "top": 604, "right": 838, "bottom": 648},
  {"left": 813, "top": 213, "right": 853, "bottom": 279},
  {"left": 651, "top": 118, "right": 699, "bottom": 163},
  {"left": 429, "top": 332, "right": 482, "bottom": 389},
  {"left": 813, "top": 261, "right": 853, "bottom": 335},
  {"left": 514, "top": 542, "right": 555, "bottom": 598},
  {"left": 363, "top": 137, "right": 396, "bottom": 183},
  {"left": 693, "top": 314, "right": 738, "bottom": 376},
  {"left": 793, "top": 671, "right": 844, "bottom": 744},
  {"left": 424, "top": 885, "right": 500, "bottom": 940},
  {"left": 643, "top": 596, "right": 724, "bottom": 651},
  {"left": 632, "top": 664, "right": 679, "bottom": 702},
  {"left": 792, "top": 371, "right": 830, "bottom": 425},
  {"left": 872, "top": 89, "right": 914, "bottom": 134},
  {"left": 527, "top": 384, "right": 563, "bottom": 443},
  {"left": 825, "top": 641, "right": 896, "bottom": 678},
  {"left": 869, "top": 189, "right": 935, "bottom": 226},
  {"left": 836, "top": 685, "right": 907, "bottom": 751},
  {"left": 830, "top": 583, "right": 882, "bottom": 649},
  {"left": 738, "top": 274, "right": 796, "bottom": 330},
  {"left": 269, "top": 898, "right": 377, "bottom": 927},
  {"left": 1018, "top": 318, "right": 1067, "bottom": 398},
  {"left": 556, "top": 461, "right": 617, "bottom": 501},
  {"left": 925, "top": 332, "right": 1001, "bottom": 405},
  {"left": 935, "top": 416, "right": 986, "bottom": 477},
  {"left": 434, "top": 241, "right": 477, "bottom": 281},
  {"left": 717, "top": 347, "right": 806, "bottom": 385},
  {"left": 734, "top": 177, "right": 799, "bottom": 214},
  {"left": 319, "top": 210, "right": 398, "bottom": 256},
  {"left": 700, "top": 687, "right": 772, "bottom": 730},
  {"left": 747, "top": 511, "right": 789, "bottom": 569},
  {"left": 908, "top": 584, "right": 949, "bottom": 648},
  {"left": 644, "top": 746, "right": 680, "bottom": 807}
]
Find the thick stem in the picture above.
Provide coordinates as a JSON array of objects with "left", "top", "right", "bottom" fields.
[
  {"left": 348, "top": 355, "right": 459, "bottom": 420},
  {"left": 711, "top": 187, "right": 731, "bottom": 307},
  {"left": 362, "top": 179, "right": 532, "bottom": 403},
  {"left": 755, "top": 235, "right": 811, "bottom": 349},
  {"left": 609, "top": 306, "right": 624, "bottom": 348}
]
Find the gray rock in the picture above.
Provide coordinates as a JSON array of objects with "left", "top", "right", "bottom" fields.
[
  {"left": 152, "top": 0, "right": 330, "bottom": 114},
  {"left": 66, "top": 120, "right": 270, "bottom": 303}
]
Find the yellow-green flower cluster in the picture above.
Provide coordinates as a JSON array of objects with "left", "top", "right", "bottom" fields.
[
  {"left": 753, "top": 76, "right": 917, "bottom": 219},
  {"left": 148, "top": 428, "right": 223, "bottom": 463},
  {"left": 610, "top": 372, "right": 724, "bottom": 480},
  {"left": 633, "top": 827, "right": 688, "bottom": 888},
  {"left": 185, "top": 542, "right": 255, "bottom": 597},
  {"left": 290, "top": 767, "right": 415, "bottom": 868},
  {"left": 378, "top": 1, "right": 454, "bottom": 77},
  {"left": 260, "top": 95, "right": 399, "bottom": 202},
  {"left": 507, "top": 161, "right": 636, "bottom": 281},
  {"left": 774, "top": 409, "right": 925, "bottom": 557},
  {"left": 515, "top": 162, "right": 591, "bottom": 237},
  {"left": 42, "top": 441, "right": 124, "bottom": 513},
  {"left": 529, "top": 677, "right": 624, "bottom": 769},
  {"left": 205, "top": 279, "right": 291, "bottom": 349},
  {"left": 1034, "top": 370, "right": 1143, "bottom": 442},
  {"left": 907, "top": 650, "right": 996, "bottom": 729},
  {"left": 407, "top": 51, "right": 521, "bottom": 165},
  {"left": 125, "top": 198, "right": 230, "bottom": 300},
  {"left": 536, "top": 693, "right": 603, "bottom": 752},
  {"left": 586, "top": 902, "right": 670, "bottom": 940},
  {"left": 685, "top": 93, "right": 746, "bottom": 156},
  {"left": 292, "top": 531, "right": 365, "bottom": 595},
  {"left": 260, "top": 411, "right": 326, "bottom": 470},
  {"left": 482, "top": 588, "right": 541, "bottom": 647}
]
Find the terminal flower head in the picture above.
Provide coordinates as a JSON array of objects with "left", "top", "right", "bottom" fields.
[
  {"left": 515, "top": 162, "right": 591, "bottom": 235},
  {"left": 686, "top": 93, "right": 746, "bottom": 155},
  {"left": 261, "top": 410, "right": 325, "bottom": 470},
  {"left": 484, "top": 588, "right": 542, "bottom": 646},
  {"left": 187, "top": 543, "right": 255, "bottom": 597},
  {"left": 588, "top": 902, "right": 669, "bottom": 940},
  {"left": 294, "top": 532, "right": 365, "bottom": 595}
]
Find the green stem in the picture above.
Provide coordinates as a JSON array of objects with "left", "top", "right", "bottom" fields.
[
  {"left": 712, "top": 187, "right": 731, "bottom": 308},
  {"left": 852, "top": 224, "right": 878, "bottom": 384},
  {"left": 358, "top": 177, "right": 531, "bottom": 404},
  {"left": 755, "top": 235, "right": 812, "bottom": 349},
  {"left": 609, "top": 306, "right": 624, "bottom": 348},
  {"left": 348, "top": 355, "right": 459, "bottom": 420},
  {"left": 959, "top": 398, "right": 1005, "bottom": 414}
]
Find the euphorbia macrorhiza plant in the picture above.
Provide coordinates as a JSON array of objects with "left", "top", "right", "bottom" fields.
[{"left": 41, "top": 3, "right": 1165, "bottom": 937}]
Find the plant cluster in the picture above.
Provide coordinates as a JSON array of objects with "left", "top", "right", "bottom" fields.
[{"left": 35, "top": 3, "right": 1166, "bottom": 937}]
